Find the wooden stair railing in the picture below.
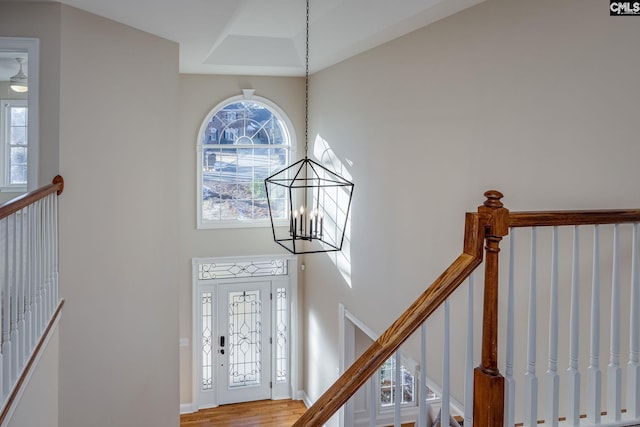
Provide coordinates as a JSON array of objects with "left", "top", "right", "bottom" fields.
[
  {"left": 295, "top": 191, "right": 640, "bottom": 427},
  {"left": 0, "top": 175, "right": 65, "bottom": 425},
  {"left": 294, "top": 190, "right": 508, "bottom": 427},
  {"left": 0, "top": 175, "right": 64, "bottom": 220}
]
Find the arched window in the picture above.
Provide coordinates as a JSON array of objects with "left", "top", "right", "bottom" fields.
[{"left": 197, "top": 91, "right": 295, "bottom": 228}]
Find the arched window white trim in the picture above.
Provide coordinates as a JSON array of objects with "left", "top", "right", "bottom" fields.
[{"left": 197, "top": 90, "right": 296, "bottom": 229}]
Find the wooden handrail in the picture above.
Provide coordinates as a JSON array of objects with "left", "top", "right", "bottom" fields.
[
  {"left": 509, "top": 209, "right": 640, "bottom": 227},
  {"left": 0, "top": 175, "right": 64, "bottom": 220},
  {"left": 293, "top": 206, "right": 487, "bottom": 426}
]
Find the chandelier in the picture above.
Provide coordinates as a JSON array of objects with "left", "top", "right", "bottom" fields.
[{"left": 264, "top": 0, "right": 354, "bottom": 255}]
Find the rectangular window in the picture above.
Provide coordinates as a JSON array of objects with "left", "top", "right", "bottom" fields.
[
  {"left": 1, "top": 100, "right": 28, "bottom": 190},
  {"left": 379, "top": 356, "right": 416, "bottom": 407}
]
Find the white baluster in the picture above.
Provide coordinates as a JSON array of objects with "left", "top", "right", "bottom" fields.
[
  {"left": 42, "top": 196, "right": 50, "bottom": 320},
  {"left": 566, "top": 226, "right": 581, "bottom": 426},
  {"left": 35, "top": 199, "right": 43, "bottom": 334},
  {"left": 419, "top": 323, "right": 428, "bottom": 427},
  {"left": 546, "top": 226, "right": 559, "bottom": 427},
  {"left": 394, "top": 349, "right": 401, "bottom": 427},
  {"left": 607, "top": 224, "right": 622, "bottom": 422},
  {"left": 47, "top": 193, "right": 55, "bottom": 314},
  {"left": 25, "top": 204, "right": 33, "bottom": 354},
  {"left": 464, "top": 275, "right": 474, "bottom": 427},
  {"left": 587, "top": 225, "right": 602, "bottom": 425},
  {"left": 30, "top": 202, "right": 38, "bottom": 349},
  {"left": 0, "top": 217, "right": 7, "bottom": 400},
  {"left": 524, "top": 227, "right": 538, "bottom": 427},
  {"left": 53, "top": 192, "right": 59, "bottom": 304},
  {"left": 369, "top": 375, "right": 376, "bottom": 427},
  {"left": 17, "top": 209, "right": 26, "bottom": 372},
  {"left": 628, "top": 223, "right": 640, "bottom": 419},
  {"left": 505, "top": 230, "right": 516, "bottom": 427},
  {"left": 441, "top": 299, "right": 450, "bottom": 427},
  {"left": 10, "top": 214, "right": 19, "bottom": 384}
]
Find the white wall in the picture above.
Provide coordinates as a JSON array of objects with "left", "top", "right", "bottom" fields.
[
  {"left": 302, "top": 0, "right": 640, "bottom": 422},
  {"left": 57, "top": 5, "right": 180, "bottom": 427},
  {"left": 177, "top": 74, "right": 305, "bottom": 405},
  {"left": 0, "top": 1, "right": 62, "bottom": 197}
]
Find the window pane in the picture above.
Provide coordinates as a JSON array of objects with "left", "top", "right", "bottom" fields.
[
  {"left": 10, "top": 147, "right": 28, "bottom": 184},
  {"left": 10, "top": 126, "right": 27, "bottom": 145},
  {"left": 10, "top": 147, "right": 27, "bottom": 165},
  {"left": 10, "top": 165, "right": 27, "bottom": 185},
  {"left": 10, "top": 107, "right": 27, "bottom": 126}
]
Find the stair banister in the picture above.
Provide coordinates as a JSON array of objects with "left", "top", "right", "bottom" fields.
[
  {"left": 295, "top": 191, "right": 640, "bottom": 427},
  {"left": 294, "top": 191, "right": 502, "bottom": 426},
  {"left": 0, "top": 175, "right": 64, "bottom": 425},
  {"left": 0, "top": 175, "right": 64, "bottom": 219}
]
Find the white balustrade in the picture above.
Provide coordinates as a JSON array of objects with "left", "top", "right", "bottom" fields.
[
  {"left": 0, "top": 192, "right": 60, "bottom": 408},
  {"left": 338, "top": 220, "right": 640, "bottom": 427}
]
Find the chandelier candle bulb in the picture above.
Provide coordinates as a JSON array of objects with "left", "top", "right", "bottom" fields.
[
  {"left": 293, "top": 210, "right": 298, "bottom": 239},
  {"left": 313, "top": 208, "right": 318, "bottom": 237},
  {"left": 289, "top": 210, "right": 294, "bottom": 236},
  {"left": 299, "top": 206, "right": 304, "bottom": 235},
  {"left": 319, "top": 211, "right": 324, "bottom": 237}
]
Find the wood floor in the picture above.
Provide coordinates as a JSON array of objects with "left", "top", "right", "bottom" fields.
[{"left": 180, "top": 399, "right": 308, "bottom": 427}]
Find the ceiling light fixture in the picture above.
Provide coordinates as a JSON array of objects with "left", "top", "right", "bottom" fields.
[
  {"left": 265, "top": 0, "right": 354, "bottom": 255},
  {"left": 10, "top": 58, "right": 28, "bottom": 93}
]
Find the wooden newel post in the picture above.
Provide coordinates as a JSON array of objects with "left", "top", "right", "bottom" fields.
[{"left": 474, "top": 190, "right": 509, "bottom": 427}]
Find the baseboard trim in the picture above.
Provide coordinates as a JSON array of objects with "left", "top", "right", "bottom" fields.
[
  {"left": 180, "top": 403, "right": 196, "bottom": 414},
  {"left": 180, "top": 394, "right": 307, "bottom": 416},
  {"left": 299, "top": 391, "right": 313, "bottom": 409}
]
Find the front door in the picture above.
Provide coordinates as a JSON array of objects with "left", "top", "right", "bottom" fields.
[{"left": 217, "top": 281, "right": 272, "bottom": 405}]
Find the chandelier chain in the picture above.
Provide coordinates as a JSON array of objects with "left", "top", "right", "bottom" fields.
[{"left": 305, "top": 0, "right": 310, "bottom": 156}]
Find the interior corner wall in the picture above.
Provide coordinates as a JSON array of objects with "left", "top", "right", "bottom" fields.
[
  {"left": 177, "top": 74, "right": 305, "bottom": 406},
  {"left": 0, "top": 1, "right": 62, "bottom": 188},
  {"left": 57, "top": 5, "right": 180, "bottom": 427},
  {"left": 302, "top": 0, "right": 640, "bottom": 418}
]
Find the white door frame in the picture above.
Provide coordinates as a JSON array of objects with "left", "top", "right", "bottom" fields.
[{"left": 192, "top": 255, "right": 299, "bottom": 410}]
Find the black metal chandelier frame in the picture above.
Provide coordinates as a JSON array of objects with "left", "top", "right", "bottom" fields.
[{"left": 265, "top": 157, "right": 354, "bottom": 254}]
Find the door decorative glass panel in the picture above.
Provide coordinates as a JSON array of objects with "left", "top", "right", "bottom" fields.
[
  {"left": 202, "top": 292, "right": 213, "bottom": 391},
  {"left": 228, "top": 290, "right": 262, "bottom": 387}
]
